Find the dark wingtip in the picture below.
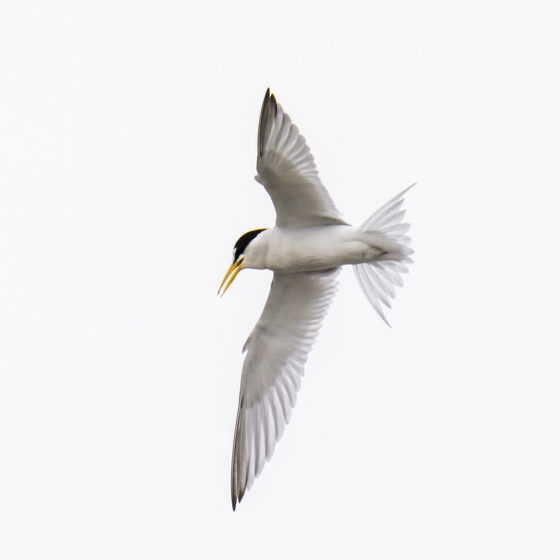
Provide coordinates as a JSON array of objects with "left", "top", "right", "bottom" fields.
[
  {"left": 231, "top": 491, "right": 244, "bottom": 511},
  {"left": 258, "top": 88, "right": 275, "bottom": 158}
]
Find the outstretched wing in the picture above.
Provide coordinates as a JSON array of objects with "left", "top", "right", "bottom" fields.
[
  {"left": 255, "top": 89, "right": 347, "bottom": 228},
  {"left": 231, "top": 268, "right": 340, "bottom": 510}
]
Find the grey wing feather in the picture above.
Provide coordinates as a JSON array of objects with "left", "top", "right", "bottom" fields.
[
  {"left": 231, "top": 268, "right": 340, "bottom": 510},
  {"left": 255, "top": 89, "right": 347, "bottom": 228}
]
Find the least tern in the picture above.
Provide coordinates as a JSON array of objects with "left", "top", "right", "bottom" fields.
[{"left": 220, "top": 89, "right": 414, "bottom": 510}]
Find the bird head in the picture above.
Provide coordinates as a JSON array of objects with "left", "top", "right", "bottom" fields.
[{"left": 218, "top": 229, "right": 268, "bottom": 296}]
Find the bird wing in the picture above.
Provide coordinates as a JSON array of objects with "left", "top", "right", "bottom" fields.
[
  {"left": 231, "top": 268, "right": 340, "bottom": 510},
  {"left": 255, "top": 89, "right": 347, "bottom": 228}
]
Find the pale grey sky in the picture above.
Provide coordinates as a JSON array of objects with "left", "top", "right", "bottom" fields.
[{"left": 1, "top": 1, "right": 559, "bottom": 558}]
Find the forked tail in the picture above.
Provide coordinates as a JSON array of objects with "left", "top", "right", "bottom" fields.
[{"left": 353, "top": 184, "right": 415, "bottom": 326}]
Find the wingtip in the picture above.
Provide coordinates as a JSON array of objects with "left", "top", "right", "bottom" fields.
[
  {"left": 270, "top": 91, "right": 278, "bottom": 118},
  {"left": 263, "top": 86, "right": 277, "bottom": 114},
  {"left": 231, "top": 481, "right": 238, "bottom": 511},
  {"left": 263, "top": 88, "right": 276, "bottom": 113},
  {"left": 258, "top": 87, "right": 279, "bottom": 157},
  {"left": 231, "top": 491, "right": 244, "bottom": 511}
]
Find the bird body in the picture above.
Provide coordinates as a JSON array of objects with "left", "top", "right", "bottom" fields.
[
  {"left": 242, "top": 225, "right": 406, "bottom": 273},
  {"left": 220, "top": 89, "right": 415, "bottom": 510}
]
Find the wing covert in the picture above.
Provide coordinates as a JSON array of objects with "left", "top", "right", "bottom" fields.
[
  {"left": 255, "top": 89, "right": 346, "bottom": 228},
  {"left": 231, "top": 268, "right": 340, "bottom": 509}
]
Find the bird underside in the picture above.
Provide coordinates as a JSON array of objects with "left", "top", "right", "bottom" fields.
[{"left": 242, "top": 225, "right": 412, "bottom": 274}]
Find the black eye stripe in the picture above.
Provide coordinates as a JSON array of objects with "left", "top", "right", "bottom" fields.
[{"left": 233, "top": 229, "right": 267, "bottom": 262}]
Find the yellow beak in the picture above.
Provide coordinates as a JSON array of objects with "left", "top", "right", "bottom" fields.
[{"left": 218, "top": 259, "right": 243, "bottom": 296}]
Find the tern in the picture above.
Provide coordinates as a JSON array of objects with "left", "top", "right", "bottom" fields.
[{"left": 220, "top": 89, "right": 414, "bottom": 510}]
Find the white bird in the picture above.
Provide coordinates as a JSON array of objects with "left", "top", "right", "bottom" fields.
[{"left": 219, "top": 89, "right": 414, "bottom": 510}]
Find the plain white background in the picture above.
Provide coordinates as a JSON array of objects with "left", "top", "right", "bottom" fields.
[{"left": 1, "top": 1, "right": 559, "bottom": 558}]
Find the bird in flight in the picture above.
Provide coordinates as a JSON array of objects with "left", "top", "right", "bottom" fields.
[{"left": 219, "top": 89, "right": 414, "bottom": 510}]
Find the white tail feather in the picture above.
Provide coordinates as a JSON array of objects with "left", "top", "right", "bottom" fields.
[{"left": 354, "top": 184, "right": 415, "bottom": 326}]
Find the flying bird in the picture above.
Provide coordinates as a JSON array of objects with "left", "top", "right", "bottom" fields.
[{"left": 219, "top": 89, "right": 414, "bottom": 510}]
